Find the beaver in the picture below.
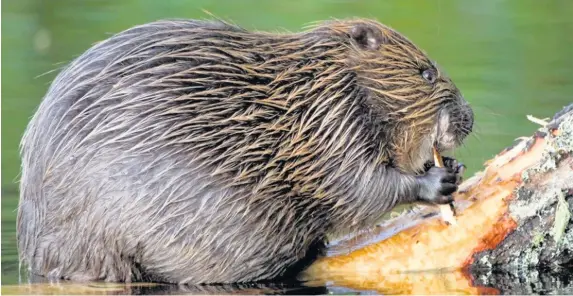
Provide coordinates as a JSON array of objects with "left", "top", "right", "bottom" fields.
[{"left": 17, "top": 18, "right": 473, "bottom": 284}]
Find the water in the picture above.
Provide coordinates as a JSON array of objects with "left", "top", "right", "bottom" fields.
[{"left": 2, "top": 0, "right": 572, "bottom": 293}]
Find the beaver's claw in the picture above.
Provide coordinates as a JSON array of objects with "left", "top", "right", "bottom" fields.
[{"left": 442, "top": 156, "right": 465, "bottom": 185}]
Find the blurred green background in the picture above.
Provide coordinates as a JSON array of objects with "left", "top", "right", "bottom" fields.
[{"left": 2, "top": 0, "right": 572, "bottom": 286}]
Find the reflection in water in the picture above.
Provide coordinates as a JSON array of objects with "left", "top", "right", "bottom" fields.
[
  {"left": 5, "top": 269, "right": 572, "bottom": 295},
  {"left": 471, "top": 268, "right": 573, "bottom": 295},
  {"left": 14, "top": 274, "right": 330, "bottom": 295}
]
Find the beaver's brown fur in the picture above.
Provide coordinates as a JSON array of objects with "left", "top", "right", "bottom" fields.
[{"left": 17, "top": 18, "right": 473, "bottom": 284}]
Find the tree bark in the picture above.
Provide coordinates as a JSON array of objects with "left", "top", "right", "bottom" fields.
[{"left": 301, "top": 104, "right": 573, "bottom": 294}]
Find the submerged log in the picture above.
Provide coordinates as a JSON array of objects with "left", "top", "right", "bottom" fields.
[{"left": 301, "top": 104, "right": 573, "bottom": 294}]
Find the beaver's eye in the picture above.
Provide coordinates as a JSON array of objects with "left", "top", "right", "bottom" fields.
[{"left": 421, "top": 69, "right": 436, "bottom": 83}]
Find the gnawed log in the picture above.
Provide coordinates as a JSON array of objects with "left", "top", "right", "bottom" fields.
[{"left": 301, "top": 104, "right": 573, "bottom": 294}]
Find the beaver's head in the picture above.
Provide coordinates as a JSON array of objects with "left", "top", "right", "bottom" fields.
[{"left": 327, "top": 20, "right": 474, "bottom": 174}]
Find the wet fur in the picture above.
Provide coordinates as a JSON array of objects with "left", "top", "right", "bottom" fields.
[{"left": 17, "top": 18, "right": 473, "bottom": 284}]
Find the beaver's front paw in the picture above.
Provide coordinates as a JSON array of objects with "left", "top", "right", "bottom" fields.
[
  {"left": 415, "top": 166, "right": 457, "bottom": 204},
  {"left": 423, "top": 156, "right": 466, "bottom": 185}
]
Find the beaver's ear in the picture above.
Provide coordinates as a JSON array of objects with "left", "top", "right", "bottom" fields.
[{"left": 350, "top": 24, "right": 385, "bottom": 51}]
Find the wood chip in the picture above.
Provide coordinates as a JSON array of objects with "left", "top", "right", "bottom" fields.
[
  {"left": 526, "top": 115, "right": 549, "bottom": 127},
  {"left": 433, "top": 146, "right": 457, "bottom": 226}
]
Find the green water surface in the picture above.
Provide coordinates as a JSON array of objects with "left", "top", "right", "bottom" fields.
[{"left": 2, "top": 0, "right": 573, "bottom": 292}]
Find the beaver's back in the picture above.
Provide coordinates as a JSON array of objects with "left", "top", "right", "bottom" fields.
[{"left": 17, "top": 19, "right": 368, "bottom": 283}]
